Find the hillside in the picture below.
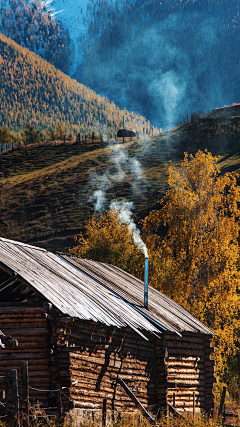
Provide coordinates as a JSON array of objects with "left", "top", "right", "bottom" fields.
[
  {"left": 0, "top": 34, "right": 154, "bottom": 135},
  {"left": 0, "top": 0, "right": 71, "bottom": 73},
  {"left": 1, "top": 1, "right": 240, "bottom": 130},
  {"left": 79, "top": 0, "right": 240, "bottom": 128},
  {"left": 0, "top": 106, "right": 240, "bottom": 252}
]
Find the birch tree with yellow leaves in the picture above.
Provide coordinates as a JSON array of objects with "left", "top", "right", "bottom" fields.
[
  {"left": 143, "top": 150, "right": 240, "bottom": 381},
  {"left": 70, "top": 209, "right": 144, "bottom": 279}
]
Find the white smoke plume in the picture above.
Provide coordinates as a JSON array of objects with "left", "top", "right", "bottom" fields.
[
  {"left": 89, "top": 172, "right": 111, "bottom": 213},
  {"left": 110, "top": 200, "right": 148, "bottom": 258},
  {"left": 86, "top": 143, "right": 148, "bottom": 258},
  {"left": 89, "top": 143, "right": 144, "bottom": 213},
  {"left": 93, "top": 190, "right": 106, "bottom": 213}
]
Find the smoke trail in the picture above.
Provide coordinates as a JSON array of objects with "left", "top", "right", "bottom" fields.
[
  {"left": 93, "top": 190, "right": 106, "bottom": 213},
  {"left": 89, "top": 143, "right": 145, "bottom": 213},
  {"left": 88, "top": 172, "right": 111, "bottom": 213},
  {"left": 110, "top": 200, "right": 148, "bottom": 258},
  {"left": 86, "top": 141, "right": 149, "bottom": 258}
]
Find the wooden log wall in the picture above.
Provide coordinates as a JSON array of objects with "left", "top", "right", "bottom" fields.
[
  {"left": 0, "top": 305, "right": 51, "bottom": 408},
  {"left": 0, "top": 304, "right": 215, "bottom": 420},
  {"left": 56, "top": 318, "right": 159, "bottom": 417},
  {"left": 164, "top": 332, "right": 215, "bottom": 414}
]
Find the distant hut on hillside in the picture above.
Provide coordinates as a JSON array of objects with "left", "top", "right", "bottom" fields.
[
  {"left": 117, "top": 128, "right": 137, "bottom": 139},
  {"left": 0, "top": 238, "right": 215, "bottom": 424}
]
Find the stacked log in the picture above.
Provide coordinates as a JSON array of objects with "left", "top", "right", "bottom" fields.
[
  {"left": 56, "top": 319, "right": 158, "bottom": 416},
  {"left": 0, "top": 305, "right": 215, "bottom": 421},
  {"left": 204, "top": 335, "right": 215, "bottom": 412},
  {"left": 164, "top": 332, "right": 215, "bottom": 414},
  {"left": 0, "top": 305, "right": 51, "bottom": 406}
]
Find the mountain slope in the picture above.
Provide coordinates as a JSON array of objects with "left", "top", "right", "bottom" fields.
[
  {"left": 2, "top": 0, "right": 240, "bottom": 131},
  {"left": 0, "top": 106, "right": 240, "bottom": 252},
  {"left": 0, "top": 0, "right": 71, "bottom": 73},
  {"left": 0, "top": 34, "right": 153, "bottom": 135},
  {"left": 77, "top": 0, "right": 240, "bottom": 128}
]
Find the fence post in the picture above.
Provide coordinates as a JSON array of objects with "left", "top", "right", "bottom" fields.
[
  {"left": 193, "top": 391, "right": 195, "bottom": 418},
  {"left": 218, "top": 386, "right": 226, "bottom": 416},
  {"left": 11, "top": 369, "right": 20, "bottom": 426},
  {"left": 102, "top": 398, "right": 107, "bottom": 427},
  {"left": 56, "top": 383, "right": 62, "bottom": 419},
  {"left": 173, "top": 393, "right": 175, "bottom": 408},
  {"left": 21, "top": 361, "right": 29, "bottom": 427},
  {"left": 4, "top": 369, "right": 9, "bottom": 416}
]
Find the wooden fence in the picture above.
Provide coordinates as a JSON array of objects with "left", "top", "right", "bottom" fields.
[
  {"left": 0, "top": 361, "right": 63, "bottom": 426},
  {"left": 1, "top": 367, "right": 239, "bottom": 426},
  {"left": 219, "top": 387, "right": 239, "bottom": 427}
]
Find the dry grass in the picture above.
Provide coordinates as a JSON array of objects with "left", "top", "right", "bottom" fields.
[
  {"left": 0, "top": 413, "right": 228, "bottom": 427},
  {"left": 0, "top": 137, "right": 172, "bottom": 252},
  {"left": 1, "top": 117, "right": 240, "bottom": 252}
]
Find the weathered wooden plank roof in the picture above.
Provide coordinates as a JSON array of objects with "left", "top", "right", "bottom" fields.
[{"left": 0, "top": 237, "right": 213, "bottom": 337}]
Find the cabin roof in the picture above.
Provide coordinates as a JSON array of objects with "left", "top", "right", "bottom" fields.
[{"left": 0, "top": 237, "right": 213, "bottom": 338}]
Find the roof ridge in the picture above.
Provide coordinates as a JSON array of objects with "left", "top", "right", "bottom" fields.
[{"left": 0, "top": 237, "right": 47, "bottom": 252}]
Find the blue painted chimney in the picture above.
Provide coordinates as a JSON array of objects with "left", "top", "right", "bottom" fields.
[{"left": 144, "top": 257, "right": 149, "bottom": 309}]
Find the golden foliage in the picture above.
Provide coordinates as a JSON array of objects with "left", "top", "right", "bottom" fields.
[
  {"left": 0, "top": 34, "right": 153, "bottom": 135},
  {"left": 70, "top": 210, "right": 144, "bottom": 279},
  {"left": 0, "top": 0, "right": 71, "bottom": 73},
  {"left": 70, "top": 150, "right": 240, "bottom": 382},
  {"left": 143, "top": 150, "right": 240, "bottom": 381}
]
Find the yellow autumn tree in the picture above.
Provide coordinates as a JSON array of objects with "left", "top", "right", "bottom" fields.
[
  {"left": 143, "top": 150, "right": 240, "bottom": 381},
  {"left": 70, "top": 210, "right": 144, "bottom": 279}
]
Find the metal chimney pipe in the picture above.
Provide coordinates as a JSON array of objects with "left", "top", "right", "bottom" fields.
[{"left": 144, "top": 257, "right": 149, "bottom": 309}]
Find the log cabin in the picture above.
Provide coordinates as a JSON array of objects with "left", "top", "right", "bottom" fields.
[{"left": 0, "top": 237, "right": 215, "bottom": 424}]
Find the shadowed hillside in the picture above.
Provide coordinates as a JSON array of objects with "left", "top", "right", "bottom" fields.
[
  {"left": 0, "top": 107, "right": 240, "bottom": 252},
  {"left": 80, "top": 0, "right": 240, "bottom": 128}
]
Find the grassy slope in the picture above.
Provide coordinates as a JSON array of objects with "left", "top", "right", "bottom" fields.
[
  {"left": 0, "top": 138, "right": 170, "bottom": 251},
  {"left": 0, "top": 108, "right": 240, "bottom": 252}
]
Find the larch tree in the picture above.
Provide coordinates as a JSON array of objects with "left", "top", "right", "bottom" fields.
[
  {"left": 0, "top": 126, "right": 13, "bottom": 152},
  {"left": 56, "top": 121, "right": 66, "bottom": 140},
  {"left": 143, "top": 150, "right": 240, "bottom": 381},
  {"left": 21, "top": 123, "right": 43, "bottom": 146}
]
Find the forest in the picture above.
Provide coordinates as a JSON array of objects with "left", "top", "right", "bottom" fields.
[
  {"left": 1, "top": 0, "right": 240, "bottom": 130},
  {"left": 0, "top": 0, "right": 71, "bottom": 73},
  {"left": 0, "top": 34, "right": 155, "bottom": 136},
  {"left": 1, "top": 0, "right": 240, "bottom": 404}
]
